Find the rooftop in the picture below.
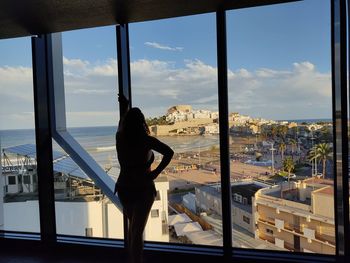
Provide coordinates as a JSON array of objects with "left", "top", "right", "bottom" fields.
[
  {"left": 314, "top": 186, "right": 334, "bottom": 196},
  {"left": 232, "top": 183, "right": 263, "bottom": 199},
  {"left": 303, "top": 178, "right": 334, "bottom": 186}
]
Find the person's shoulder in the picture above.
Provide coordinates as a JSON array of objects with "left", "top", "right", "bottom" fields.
[{"left": 145, "top": 135, "right": 159, "bottom": 143}]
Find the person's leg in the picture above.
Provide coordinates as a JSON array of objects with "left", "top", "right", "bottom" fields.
[
  {"left": 118, "top": 190, "right": 135, "bottom": 262},
  {"left": 128, "top": 192, "right": 154, "bottom": 263}
]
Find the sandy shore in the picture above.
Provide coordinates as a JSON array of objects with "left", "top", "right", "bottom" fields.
[{"left": 152, "top": 142, "right": 273, "bottom": 191}]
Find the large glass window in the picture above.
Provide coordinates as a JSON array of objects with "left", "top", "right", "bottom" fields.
[
  {"left": 129, "top": 13, "right": 222, "bottom": 246},
  {"left": 53, "top": 26, "right": 123, "bottom": 239},
  {"left": 227, "top": 0, "right": 335, "bottom": 254},
  {"left": 0, "top": 37, "right": 40, "bottom": 233}
]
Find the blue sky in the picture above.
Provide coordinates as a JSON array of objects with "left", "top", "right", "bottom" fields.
[{"left": 0, "top": 0, "right": 332, "bottom": 129}]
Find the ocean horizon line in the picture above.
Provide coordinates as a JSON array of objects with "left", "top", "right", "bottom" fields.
[{"left": 0, "top": 118, "right": 333, "bottom": 131}]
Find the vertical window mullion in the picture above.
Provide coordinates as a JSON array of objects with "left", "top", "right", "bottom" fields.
[
  {"left": 31, "top": 34, "right": 57, "bottom": 245},
  {"left": 116, "top": 23, "right": 132, "bottom": 249},
  {"left": 331, "top": 0, "right": 349, "bottom": 260},
  {"left": 216, "top": 10, "right": 232, "bottom": 259}
]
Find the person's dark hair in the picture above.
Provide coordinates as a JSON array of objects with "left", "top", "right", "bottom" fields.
[{"left": 119, "top": 107, "right": 150, "bottom": 141}]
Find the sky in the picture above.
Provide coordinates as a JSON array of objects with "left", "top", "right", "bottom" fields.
[{"left": 0, "top": 0, "right": 331, "bottom": 129}]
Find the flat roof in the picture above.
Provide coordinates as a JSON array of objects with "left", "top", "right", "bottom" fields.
[
  {"left": 0, "top": 0, "right": 299, "bottom": 39},
  {"left": 4, "top": 144, "right": 89, "bottom": 181},
  {"left": 304, "top": 178, "right": 334, "bottom": 186},
  {"left": 232, "top": 183, "right": 263, "bottom": 199},
  {"left": 314, "top": 186, "right": 334, "bottom": 196},
  {"left": 4, "top": 144, "right": 65, "bottom": 160}
]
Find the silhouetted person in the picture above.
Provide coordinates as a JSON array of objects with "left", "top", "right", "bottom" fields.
[{"left": 115, "top": 107, "right": 173, "bottom": 263}]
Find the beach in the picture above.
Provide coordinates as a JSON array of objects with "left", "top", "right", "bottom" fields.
[{"left": 0, "top": 125, "right": 322, "bottom": 188}]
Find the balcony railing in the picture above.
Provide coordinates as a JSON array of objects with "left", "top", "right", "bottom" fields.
[
  {"left": 315, "top": 233, "right": 336, "bottom": 247},
  {"left": 258, "top": 217, "right": 275, "bottom": 227},
  {"left": 284, "top": 223, "right": 303, "bottom": 234},
  {"left": 259, "top": 234, "right": 275, "bottom": 244}
]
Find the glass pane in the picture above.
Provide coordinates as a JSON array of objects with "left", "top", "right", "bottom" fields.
[
  {"left": 0, "top": 37, "right": 40, "bottom": 233},
  {"left": 129, "top": 13, "right": 222, "bottom": 245},
  {"left": 53, "top": 142, "right": 123, "bottom": 238},
  {"left": 53, "top": 26, "right": 123, "bottom": 239},
  {"left": 227, "top": 0, "right": 335, "bottom": 254}
]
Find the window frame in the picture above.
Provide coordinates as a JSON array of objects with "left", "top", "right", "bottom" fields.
[
  {"left": 8, "top": 176, "right": 16, "bottom": 185},
  {"left": 0, "top": 1, "right": 346, "bottom": 263}
]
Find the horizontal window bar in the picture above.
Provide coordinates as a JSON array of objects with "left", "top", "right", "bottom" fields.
[
  {"left": 0, "top": 232, "right": 41, "bottom": 241},
  {"left": 233, "top": 248, "right": 336, "bottom": 263},
  {"left": 144, "top": 242, "right": 223, "bottom": 256},
  {"left": 57, "top": 235, "right": 124, "bottom": 248}
]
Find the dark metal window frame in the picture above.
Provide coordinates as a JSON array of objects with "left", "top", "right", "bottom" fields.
[{"left": 1, "top": 0, "right": 348, "bottom": 262}]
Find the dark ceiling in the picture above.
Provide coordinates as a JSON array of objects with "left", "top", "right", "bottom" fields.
[{"left": 0, "top": 0, "right": 299, "bottom": 39}]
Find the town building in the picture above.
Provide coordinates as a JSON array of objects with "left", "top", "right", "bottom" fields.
[
  {"left": 195, "top": 181, "right": 270, "bottom": 235},
  {"left": 254, "top": 178, "right": 338, "bottom": 254},
  {"left": 0, "top": 145, "right": 170, "bottom": 242}
]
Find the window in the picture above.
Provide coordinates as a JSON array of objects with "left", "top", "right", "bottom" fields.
[
  {"left": 243, "top": 215, "right": 250, "bottom": 224},
  {"left": 0, "top": 0, "right": 347, "bottom": 261},
  {"left": 33, "top": 174, "right": 37, "bottom": 183},
  {"left": 23, "top": 175, "right": 31, "bottom": 184},
  {"left": 266, "top": 228, "right": 274, "bottom": 235},
  {"left": 52, "top": 26, "right": 123, "bottom": 240},
  {"left": 0, "top": 36, "right": 40, "bottom": 233},
  {"left": 8, "top": 176, "right": 16, "bottom": 185},
  {"left": 130, "top": 13, "right": 222, "bottom": 246},
  {"left": 227, "top": 0, "right": 334, "bottom": 254},
  {"left": 155, "top": 191, "right": 161, "bottom": 201},
  {"left": 151, "top": 209, "right": 159, "bottom": 218}
]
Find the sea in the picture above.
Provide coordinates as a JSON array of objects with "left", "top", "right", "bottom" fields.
[
  {"left": 0, "top": 118, "right": 331, "bottom": 169},
  {"left": 0, "top": 126, "right": 220, "bottom": 169}
]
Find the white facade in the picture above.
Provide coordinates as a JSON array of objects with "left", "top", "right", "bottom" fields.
[
  {"left": 203, "top": 123, "right": 219, "bottom": 134},
  {"left": 3, "top": 200, "right": 40, "bottom": 232},
  {"left": 166, "top": 108, "right": 218, "bottom": 123},
  {"left": 232, "top": 204, "right": 254, "bottom": 234},
  {"left": 5, "top": 174, "right": 21, "bottom": 194},
  {"left": 1, "top": 180, "right": 170, "bottom": 242}
]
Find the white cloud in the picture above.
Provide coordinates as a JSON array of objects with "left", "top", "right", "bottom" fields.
[
  {"left": 145, "top": 42, "right": 184, "bottom": 51},
  {"left": 0, "top": 58, "right": 332, "bottom": 129},
  {"left": 69, "top": 88, "right": 112, "bottom": 95},
  {"left": 227, "top": 61, "right": 331, "bottom": 119},
  {"left": 131, "top": 59, "right": 331, "bottom": 120},
  {"left": 0, "top": 66, "right": 33, "bottom": 101},
  {"left": 66, "top": 111, "right": 119, "bottom": 128}
]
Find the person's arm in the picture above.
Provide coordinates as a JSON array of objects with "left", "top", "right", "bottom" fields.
[
  {"left": 117, "top": 93, "right": 130, "bottom": 133},
  {"left": 147, "top": 136, "right": 174, "bottom": 180}
]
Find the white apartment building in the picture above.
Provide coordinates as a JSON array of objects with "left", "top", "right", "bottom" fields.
[
  {"left": 1, "top": 167, "right": 170, "bottom": 242},
  {"left": 165, "top": 106, "right": 218, "bottom": 123}
]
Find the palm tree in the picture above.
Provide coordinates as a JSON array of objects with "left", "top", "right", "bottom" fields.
[
  {"left": 278, "top": 125, "right": 289, "bottom": 140},
  {"left": 283, "top": 157, "right": 295, "bottom": 183},
  {"left": 289, "top": 139, "right": 297, "bottom": 160},
  {"left": 271, "top": 125, "right": 278, "bottom": 140},
  {"left": 313, "top": 143, "right": 332, "bottom": 179},
  {"left": 279, "top": 142, "right": 286, "bottom": 161},
  {"left": 260, "top": 130, "right": 268, "bottom": 141},
  {"left": 308, "top": 143, "right": 333, "bottom": 178},
  {"left": 308, "top": 146, "right": 318, "bottom": 176}
]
